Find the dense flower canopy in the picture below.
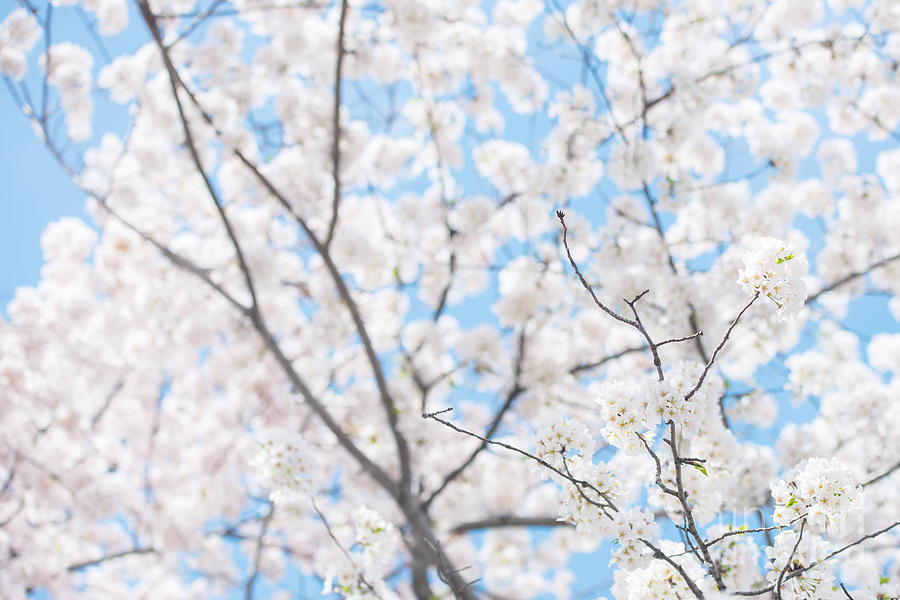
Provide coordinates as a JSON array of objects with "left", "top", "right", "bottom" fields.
[{"left": 1, "top": 0, "right": 900, "bottom": 599}]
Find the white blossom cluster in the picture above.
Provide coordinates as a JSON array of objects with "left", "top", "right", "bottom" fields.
[
  {"left": 595, "top": 366, "right": 718, "bottom": 455},
  {"left": 608, "top": 507, "right": 659, "bottom": 571},
  {"left": 771, "top": 457, "right": 864, "bottom": 538},
  {"left": 737, "top": 237, "right": 809, "bottom": 321},
  {"left": 534, "top": 418, "right": 595, "bottom": 470},
  {"left": 0, "top": 9, "right": 40, "bottom": 80},
  {"left": 41, "top": 42, "right": 94, "bottom": 142},
  {"left": 596, "top": 380, "right": 655, "bottom": 455},
  {"left": 555, "top": 460, "right": 623, "bottom": 535}
]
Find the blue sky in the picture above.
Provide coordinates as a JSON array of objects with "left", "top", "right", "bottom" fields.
[{"left": 0, "top": 83, "right": 87, "bottom": 308}]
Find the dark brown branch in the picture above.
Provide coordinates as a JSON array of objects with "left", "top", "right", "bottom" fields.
[
  {"left": 703, "top": 524, "right": 784, "bottom": 549},
  {"left": 638, "top": 183, "right": 710, "bottom": 367},
  {"left": 311, "top": 500, "right": 383, "bottom": 598},
  {"left": 658, "top": 331, "right": 703, "bottom": 347},
  {"left": 138, "top": 0, "right": 260, "bottom": 313},
  {"left": 637, "top": 433, "right": 678, "bottom": 498},
  {"left": 136, "top": 0, "right": 413, "bottom": 502},
  {"left": 450, "top": 516, "right": 572, "bottom": 534},
  {"left": 623, "top": 289, "right": 664, "bottom": 380},
  {"left": 557, "top": 211, "right": 637, "bottom": 327},
  {"left": 98, "top": 199, "right": 250, "bottom": 314},
  {"left": 68, "top": 547, "right": 157, "bottom": 571},
  {"left": 325, "top": 0, "right": 349, "bottom": 247},
  {"left": 102, "top": 189, "right": 400, "bottom": 502},
  {"left": 562, "top": 454, "right": 615, "bottom": 518},
  {"left": 732, "top": 520, "right": 900, "bottom": 597},
  {"left": 775, "top": 519, "right": 806, "bottom": 600},
  {"left": 822, "top": 519, "right": 900, "bottom": 562}
]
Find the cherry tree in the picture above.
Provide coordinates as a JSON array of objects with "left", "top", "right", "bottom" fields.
[{"left": 2, "top": 0, "right": 900, "bottom": 598}]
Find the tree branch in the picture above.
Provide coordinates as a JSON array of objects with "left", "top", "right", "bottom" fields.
[
  {"left": 325, "top": 0, "right": 348, "bottom": 247},
  {"left": 806, "top": 251, "right": 900, "bottom": 304},
  {"left": 450, "top": 515, "right": 572, "bottom": 534}
]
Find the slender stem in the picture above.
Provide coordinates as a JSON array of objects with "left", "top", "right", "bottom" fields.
[
  {"left": 806, "top": 252, "right": 900, "bottom": 304},
  {"left": 685, "top": 293, "right": 758, "bottom": 402}
]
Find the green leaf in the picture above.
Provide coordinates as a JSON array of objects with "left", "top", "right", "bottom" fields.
[
  {"left": 880, "top": 576, "right": 890, "bottom": 585},
  {"left": 786, "top": 496, "right": 798, "bottom": 508},
  {"left": 693, "top": 464, "right": 709, "bottom": 477},
  {"left": 776, "top": 253, "right": 795, "bottom": 264}
]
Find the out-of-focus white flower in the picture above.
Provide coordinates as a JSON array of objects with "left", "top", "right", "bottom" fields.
[
  {"left": 251, "top": 430, "right": 318, "bottom": 506},
  {"left": 0, "top": 8, "right": 42, "bottom": 80}
]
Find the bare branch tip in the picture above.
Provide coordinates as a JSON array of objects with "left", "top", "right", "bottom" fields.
[{"left": 422, "top": 407, "right": 453, "bottom": 419}]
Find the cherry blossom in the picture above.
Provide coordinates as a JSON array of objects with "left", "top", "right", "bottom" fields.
[{"left": 2, "top": 0, "right": 900, "bottom": 598}]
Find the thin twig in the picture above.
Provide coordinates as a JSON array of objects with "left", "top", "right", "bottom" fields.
[
  {"left": 863, "top": 461, "right": 900, "bottom": 487},
  {"left": 684, "top": 293, "right": 758, "bottom": 402},
  {"left": 423, "top": 408, "right": 616, "bottom": 510},
  {"left": 806, "top": 252, "right": 900, "bottom": 304},
  {"left": 557, "top": 211, "right": 666, "bottom": 380},
  {"left": 658, "top": 331, "right": 703, "bottom": 346},
  {"left": 244, "top": 505, "right": 274, "bottom": 600},
  {"left": 775, "top": 519, "right": 806, "bottom": 600}
]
